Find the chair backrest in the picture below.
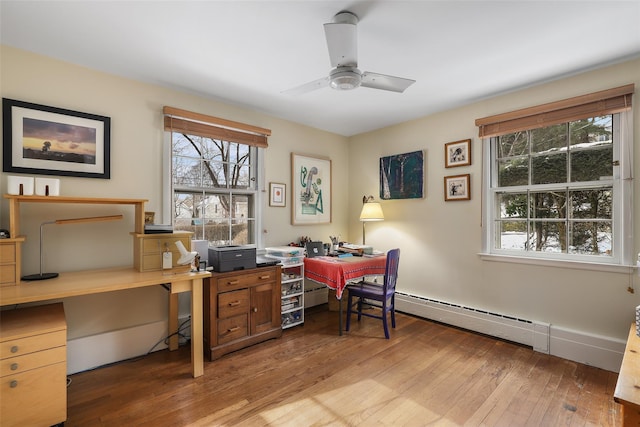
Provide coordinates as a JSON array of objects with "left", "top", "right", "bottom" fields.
[{"left": 383, "top": 248, "right": 400, "bottom": 295}]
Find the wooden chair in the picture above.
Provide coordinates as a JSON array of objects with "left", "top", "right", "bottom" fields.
[{"left": 345, "top": 248, "right": 400, "bottom": 339}]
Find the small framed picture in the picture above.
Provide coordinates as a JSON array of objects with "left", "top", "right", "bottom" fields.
[
  {"left": 444, "top": 139, "right": 471, "bottom": 168},
  {"left": 269, "top": 182, "right": 286, "bottom": 207},
  {"left": 444, "top": 174, "right": 470, "bottom": 201}
]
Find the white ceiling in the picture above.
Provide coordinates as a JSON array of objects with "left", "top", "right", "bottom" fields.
[{"left": 1, "top": 1, "right": 639, "bottom": 136}]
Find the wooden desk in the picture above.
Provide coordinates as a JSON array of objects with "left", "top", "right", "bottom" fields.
[
  {"left": 304, "top": 255, "right": 387, "bottom": 334},
  {"left": 0, "top": 267, "right": 210, "bottom": 378},
  {"left": 614, "top": 323, "right": 640, "bottom": 425}
]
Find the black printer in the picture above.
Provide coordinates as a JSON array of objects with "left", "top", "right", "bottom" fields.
[{"left": 208, "top": 245, "right": 256, "bottom": 272}]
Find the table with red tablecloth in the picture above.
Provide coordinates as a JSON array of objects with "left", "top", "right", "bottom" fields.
[{"left": 304, "top": 255, "right": 387, "bottom": 334}]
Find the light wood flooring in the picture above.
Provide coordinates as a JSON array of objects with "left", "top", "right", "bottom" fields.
[{"left": 66, "top": 305, "right": 622, "bottom": 426}]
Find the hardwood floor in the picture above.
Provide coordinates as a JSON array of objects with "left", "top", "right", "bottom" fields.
[{"left": 66, "top": 305, "right": 622, "bottom": 426}]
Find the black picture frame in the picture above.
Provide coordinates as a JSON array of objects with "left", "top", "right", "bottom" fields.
[{"left": 3, "top": 98, "right": 111, "bottom": 179}]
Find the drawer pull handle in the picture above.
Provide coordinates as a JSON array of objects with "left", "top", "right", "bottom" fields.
[
  {"left": 228, "top": 301, "right": 241, "bottom": 307},
  {"left": 227, "top": 326, "right": 240, "bottom": 333},
  {"left": 10, "top": 345, "right": 18, "bottom": 353},
  {"left": 259, "top": 275, "right": 270, "bottom": 280},
  {"left": 10, "top": 363, "right": 18, "bottom": 371},
  {"left": 227, "top": 280, "right": 239, "bottom": 285},
  {"left": 253, "top": 307, "right": 258, "bottom": 313},
  {"left": 9, "top": 380, "right": 18, "bottom": 388}
]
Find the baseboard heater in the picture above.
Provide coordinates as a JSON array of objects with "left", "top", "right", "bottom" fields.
[{"left": 394, "top": 292, "right": 550, "bottom": 353}]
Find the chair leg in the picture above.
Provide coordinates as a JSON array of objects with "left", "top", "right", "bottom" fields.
[
  {"left": 390, "top": 295, "right": 396, "bottom": 328},
  {"left": 357, "top": 297, "right": 363, "bottom": 321},
  {"left": 391, "top": 307, "right": 396, "bottom": 328},
  {"left": 346, "top": 293, "right": 353, "bottom": 331},
  {"left": 382, "top": 310, "right": 390, "bottom": 339}
]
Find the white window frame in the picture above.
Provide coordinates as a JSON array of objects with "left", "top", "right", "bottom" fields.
[
  {"left": 162, "top": 133, "right": 265, "bottom": 249},
  {"left": 480, "top": 110, "right": 633, "bottom": 272}
]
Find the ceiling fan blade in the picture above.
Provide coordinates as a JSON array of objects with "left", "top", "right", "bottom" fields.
[
  {"left": 282, "top": 76, "right": 330, "bottom": 95},
  {"left": 361, "top": 72, "right": 416, "bottom": 93},
  {"left": 323, "top": 20, "right": 357, "bottom": 68}
]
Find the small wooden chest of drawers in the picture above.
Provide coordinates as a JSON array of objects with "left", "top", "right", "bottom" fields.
[
  {"left": 0, "top": 303, "right": 67, "bottom": 427},
  {"left": 204, "top": 266, "right": 282, "bottom": 360},
  {"left": 131, "top": 232, "right": 194, "bottom": 272},
  {"left": 0, "top": 238, "right": 24, "bottom": 287}
]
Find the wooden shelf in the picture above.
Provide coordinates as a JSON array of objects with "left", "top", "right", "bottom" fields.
[{"left": 3, "top": 195, "right": 148, "bottom": 237}]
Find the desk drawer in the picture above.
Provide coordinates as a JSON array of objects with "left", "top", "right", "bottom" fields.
[
  {"left": 217, "top": 315, "right": 248, "bottom": 344},
  {"left": 0, "top": 361, "right": 66, "bottom": 427},
  {"left": 218, "top": 289, "right": 249, "bottom": 319},
  {"left": 214, "top": 270, "right": 276, "bottom": 291},
  {"left": 0, "top": 346, "right": 66, "bottom": 377},
  {"left": 0, "top": 264, "right": 16, "bottom": 286},
  {"left": 0, "top": 330, "right": 66, "bottom": 359},
  {"left": 0, "top": 243, "right": 16, "bottom": 264}
]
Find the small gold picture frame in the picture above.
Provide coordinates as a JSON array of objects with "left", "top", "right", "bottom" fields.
[
  {"left": 445, "top": 139, "right": 471, "bottom": 168},
  {"left": 269, "top": 182, "right": 286, "bottom": 207},
  {"left": 444, "top": 174, "right": 470, "bottom": 201}
]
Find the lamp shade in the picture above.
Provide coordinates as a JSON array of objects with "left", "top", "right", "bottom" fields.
[{"left": 359, "top": 202, "right": 384, "bottom": 221}]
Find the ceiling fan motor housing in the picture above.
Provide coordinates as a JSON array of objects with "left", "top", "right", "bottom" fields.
[{"left": 329, "top": 66, "right": 361, "bottom": 90}]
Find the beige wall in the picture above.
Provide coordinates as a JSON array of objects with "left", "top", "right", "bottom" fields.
[
  {"left": 0, "top": 45, "right": 349, "bottom": 340},
  {"left": 2, "top": 44, "right": 639, "bottom": 362},
  {"left": 348, "top": 58, "right": 640, "bottom": 342}
]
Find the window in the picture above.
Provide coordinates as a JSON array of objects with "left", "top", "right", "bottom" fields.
[
  {"left": 477, "top": 85, "right": 634, "bottom": 266},
  {"left": 163, "top": 107, "right": 270, "bottom": 247}
]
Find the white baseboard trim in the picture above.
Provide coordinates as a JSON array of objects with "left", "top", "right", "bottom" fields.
[
  {"left": 67, "top": 315, "right": 191, "bottom": 375},
  {"left": 549, "top": 325, "right": 626, "bottom": 373},
  {"left": 395, "top": 292, "right": 625, "bottom": 373}
]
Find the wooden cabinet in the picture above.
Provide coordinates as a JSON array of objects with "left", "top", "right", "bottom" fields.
[
  {"left": 0, "top": 303, "right": 67, "bottom": 427},
  {"left": 204, "top": 266, "right": 282, "bottom": 360},
  {"left": 0, "top": 238, "right": 24, "bottom": 287},
  {"left": 131, "top": 232, "right": 194, "bottom": 272}
]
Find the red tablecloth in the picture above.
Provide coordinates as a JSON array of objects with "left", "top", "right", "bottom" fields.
[{"left": 304, "top": 255, "right": 387, "bottom": 299}]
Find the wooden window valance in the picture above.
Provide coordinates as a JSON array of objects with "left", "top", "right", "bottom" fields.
[
  {"left": 475, "top": 84, "right": 634, "bottom": 138},
  {"left": 163, "top": 106, "right": 271, "bottom": 148}
]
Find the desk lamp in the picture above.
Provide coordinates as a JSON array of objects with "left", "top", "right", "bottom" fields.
[
  {"left": 22, "top": 214, "right": 124, "bottom": 281},
  {"left": 359, "top": 195, "right": 384, "bottom": 245}
]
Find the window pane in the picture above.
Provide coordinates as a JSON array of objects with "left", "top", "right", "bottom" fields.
[
  {"left": 173, "top": 156, "right": 202, "bottom": 187},
  {"left": 529, "top": 191, "right": 566, "bottom": 219},
  {"left": 201, "top": 138, "right": 228, "bottom": 161},
  {"left": 498, "top": 157, "right": 528, "bottom": 187},
  {"left": 231, "top": 219, "right": 253, "bottom": 245},
  {"left": 569, "top": 222, "right": 612, "bottom": 256},
  {"left": 531, "top": 152, "right": 566, "bottom": 184},
  {"left": 228, "top": 142, "right": 250, "bottom": 163},
  {"left": 570, "top": 189, "right": 612, "bottom": 219},
  {"left": 230, "top": 163, "right": 252, "bottom": 189},
  {"left": 497, "top": 131, "right": 528, "bottom": 158},
  {"left": 201, "top": 160, "right": 227, "bottom": 188},
  {"left": 570, "top": 116, "right": 612, "bottom": 147},
  {"left": 570, "top": 147, "right": 613, "bottom": 182},
  {"left": 495, "top": 220, "right": 527, "bottom": 250},
  {"left": 231, "top": 194, "right": 251, "bottom": 220},
  {"left": 497, "top": 192, "right": 527, "bottom": 219},
  {"left": 172, "top": 133, "right": 203, "bottom": 158},
  {"left": 529, "top": 221, "right": 565, "bottom": 252},
  {"left": 531, "top": 123, "right": 567, "bottom": 154}
]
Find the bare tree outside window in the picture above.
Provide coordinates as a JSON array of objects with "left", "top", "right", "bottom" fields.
[{"left": 171, "top": 132, "right": 256, "bottom": 246}]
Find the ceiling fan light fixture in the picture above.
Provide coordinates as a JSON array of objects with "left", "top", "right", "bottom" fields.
[{"left": 329, "top": 67, "right": 361, "bottom": 90}]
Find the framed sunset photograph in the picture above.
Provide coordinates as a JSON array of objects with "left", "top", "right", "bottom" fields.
[{"left": 3, "top": 98, "right": 111, "bottom": 179}]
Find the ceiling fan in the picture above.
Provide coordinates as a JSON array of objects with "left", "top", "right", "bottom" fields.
[{"left": 284, "top": 11, "right": 416, "bottom": 95}]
